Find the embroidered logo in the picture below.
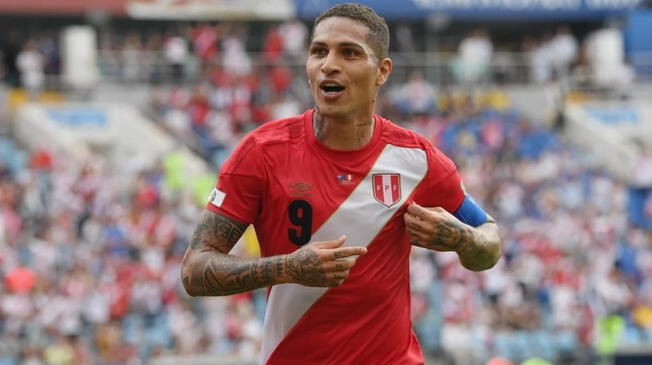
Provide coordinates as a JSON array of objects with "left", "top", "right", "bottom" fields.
[
  {"left": 372, "top": 174, "right": 401, "bottom": 207},
  {"left": 289, "top": 181, "right": 313, "bottom": 196},
  {"left": 290, "top": 182, "right": 313, "bottom": 192}
]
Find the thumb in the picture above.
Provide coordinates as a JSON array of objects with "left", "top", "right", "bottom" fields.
[{"left": 314, "top": 235, "right": 346, "bottom": 249}]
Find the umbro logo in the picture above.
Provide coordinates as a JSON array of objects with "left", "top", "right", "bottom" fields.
[
  {"left": 289, "top": 181, "right": 312, "bottom": 196},
  {"left": 290, "top": 182, "right": 312, "bottom": 191}
]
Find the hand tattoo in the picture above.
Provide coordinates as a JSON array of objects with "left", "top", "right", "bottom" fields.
[{"left": 286, "top": 247, "right": 325, "bottom": 286}]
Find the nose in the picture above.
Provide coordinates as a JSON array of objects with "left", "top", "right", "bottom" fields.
[{"left": 320, "top": 51, "right": 341, "bottom": 75}]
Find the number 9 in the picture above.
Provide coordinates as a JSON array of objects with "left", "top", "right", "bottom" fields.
[{"left": 288, "top": 199, "right": 312, "bottom": 246}]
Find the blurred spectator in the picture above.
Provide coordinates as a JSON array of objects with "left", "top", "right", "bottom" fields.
[
  {"left": 391, "top": 70, "right": 437, "bottom": 115},
  {"left": 523, "top": 36, "right": 551, "bottom": 84},
  {"left": 16, "top": 41, "right": 45, "bottom": 99},
  {"left": 222, "top": 31, "right": 252, "bottom": 77},
  {"left": 122, "top": 34, "right": 145, "bottom": 82},
  {"left": 396, "top": 24, "right": 416, "bottom": 53},
  {"left": 279, "top": 20, "right": 308, "bottom": 60},
  {"left": 192, "top": 23, "right": 219, "bottom": 63},
  {"left": 584, "top": 27, "right": 635, "bottom": 91},
  {"left": 548, "top": 26, "right": 578, "bottom": 84},
  {"left": 164, "top": 33, "right": 189, "bottom": 83},
  {"left": 451, "top": 29, "right": 493, "bottom": 84},
  {"left": 263, "top": 25, "right": 284, "bottom": 64}
]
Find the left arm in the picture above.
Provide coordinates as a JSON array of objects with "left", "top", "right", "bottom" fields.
[{"left": 404, "top": 202, "right": 501, "bottom": 271}]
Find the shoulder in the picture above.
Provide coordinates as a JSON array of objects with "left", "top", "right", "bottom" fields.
[
  {"left": 378, "top": 115, "right": 456, "bottom": 175},
  {"left": 247, "top": 111, "right": 307, "bottom": 146},
  {"left": 221, "top": 112, "right": 307, "bottom": 175},
  {"left": 378, "top": 115, "right": 425, "bottom": 149}
]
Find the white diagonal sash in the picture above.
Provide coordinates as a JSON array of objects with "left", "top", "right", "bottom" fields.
[{"left": 260, "top": 144, "right": 428, "bottom": 364}]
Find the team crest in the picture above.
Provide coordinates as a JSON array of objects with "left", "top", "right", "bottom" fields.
[{"left": 372, "top": 174, "right": 401, "bottom": 208}]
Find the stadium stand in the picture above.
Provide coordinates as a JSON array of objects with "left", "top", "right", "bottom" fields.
[{"left": 1, "top": 3, "right": 652, "bottom": 365}]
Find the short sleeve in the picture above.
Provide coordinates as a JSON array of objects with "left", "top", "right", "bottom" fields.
[
  {"left": 205, "top": 134, "right": 264, "bottom": 224},
  {"left": 413, "top": 144, "right": 465, "bottom": 213}
]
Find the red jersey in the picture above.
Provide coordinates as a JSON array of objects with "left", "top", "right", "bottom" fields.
[{"left": 207, "top": 109, "right": 465, "bottom": 365}]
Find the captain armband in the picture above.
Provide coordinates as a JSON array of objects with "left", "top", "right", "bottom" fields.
[{"left": 453, "top": 195, "right": 488, "bottom": 227}]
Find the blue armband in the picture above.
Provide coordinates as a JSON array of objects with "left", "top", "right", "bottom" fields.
[{"left": 453, "top": 195, "right": 488, "bottom": 227}]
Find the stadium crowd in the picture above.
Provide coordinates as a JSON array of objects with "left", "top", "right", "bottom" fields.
[
  {"left": 5, "top": 18, "right": 641, "bottom": 95},
  {"left": 0, "top": 19, "right": 651, "bottom": 365}
]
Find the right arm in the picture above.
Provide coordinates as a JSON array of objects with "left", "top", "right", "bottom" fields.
[{"left": 181, "top": 210, "right": 367, "bottom": 297}]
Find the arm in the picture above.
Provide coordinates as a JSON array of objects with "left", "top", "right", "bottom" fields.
[
  {"left": 181, "top": 210, "right": 367, "bottom": 297},
  {"left": 403, "top": 203, "right": 501, "bottom": 271}
]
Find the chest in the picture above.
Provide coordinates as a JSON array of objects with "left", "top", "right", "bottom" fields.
[{"left": 256, "top": 144, "right": 428, "bottom": 251}]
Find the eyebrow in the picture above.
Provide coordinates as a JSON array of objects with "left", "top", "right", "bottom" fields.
[{"left": 309, "top": 41, "right": 366, "bottom": 50}]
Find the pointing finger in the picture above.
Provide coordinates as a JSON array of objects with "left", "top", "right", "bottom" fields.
[{"left": 329, "top": 246, "right": 367, "bottom": 260}]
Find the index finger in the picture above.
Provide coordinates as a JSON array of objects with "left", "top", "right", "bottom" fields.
[
  {"left": 406, "top": 202, "right": 430, "bottom": 218},
  {"left": 328, "top": 246, "right": 367, "bottom": 260}
]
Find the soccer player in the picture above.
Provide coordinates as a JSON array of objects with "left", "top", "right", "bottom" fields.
[{"left": 181, "top": 3, "right": 502, "bottom": 364}]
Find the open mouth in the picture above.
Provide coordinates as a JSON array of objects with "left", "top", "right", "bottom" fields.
[{"left": 320, "top": 84, "right": 346, "bottom": 93}]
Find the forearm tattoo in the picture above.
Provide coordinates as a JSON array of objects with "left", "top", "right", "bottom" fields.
[
  {"left": 419, "top": 219, "right": 499, "bottom": 271},
  {"left": 182, "top": 211, "right": 284, "bottom": 296},
  {"left": 426, "top": 220, "right": 471, "bottom": 250}
]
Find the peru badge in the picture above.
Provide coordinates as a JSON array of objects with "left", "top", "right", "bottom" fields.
[{"left": 373, "top": 174, "right": 401, "bottom": 208}]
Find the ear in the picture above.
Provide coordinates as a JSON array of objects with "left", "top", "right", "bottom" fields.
[{"left": 376, "top": 57, "right": 392, "bottom": 86}]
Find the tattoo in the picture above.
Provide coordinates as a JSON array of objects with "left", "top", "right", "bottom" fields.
[
  {"left": 182, "top": 211, "right": 284, "bottom": 296},
  {"left": 200, "top": 256, "right": 283, "bottom": 296},
  {"left": 416, "top": 218, "right": 500, "bottom": 271},
  {"left": 424, "top": 220, "right": 470, "bottom": 251},
  {"left": 314, "top": 113, "right": 326, "bottom": 140},
  {"left": 190, "top": 211, "right": 246, "bottom": 252},
  {"left": 286, "top": 247, "right": 325, "bottom": 286}
]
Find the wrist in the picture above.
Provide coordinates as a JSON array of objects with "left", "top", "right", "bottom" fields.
[{"left": 278, "top": 254, "right": 293, "bottom": 284}]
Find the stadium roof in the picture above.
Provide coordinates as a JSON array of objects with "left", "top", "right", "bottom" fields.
[{"left": 0, "top": 0, "right": 129, "bottom": 15}]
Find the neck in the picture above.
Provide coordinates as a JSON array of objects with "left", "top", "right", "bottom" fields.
[{"left": 313, "top": 111, "right": 375, "bottom": 150}]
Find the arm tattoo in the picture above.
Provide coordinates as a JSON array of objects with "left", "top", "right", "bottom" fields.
[
  {"left": 190, "top": 210, "right": 245, "bottom": 252},
  {"left": 426, "top": 220, "right": 470, "bottom": 250},
  {"left": 182, "top": 211, "right": 284, "bottom": 296},
  {"left": 417, "top": 218, "right": 500, "bottom": 272}
]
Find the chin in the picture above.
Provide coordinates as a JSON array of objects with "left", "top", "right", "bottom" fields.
[{"left": 315, "top": 104, "right": 348, "bottom": 118}]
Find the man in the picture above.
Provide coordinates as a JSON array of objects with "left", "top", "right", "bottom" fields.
[{"left": 181, "top": 3, "right": 501, "bottom": 364}]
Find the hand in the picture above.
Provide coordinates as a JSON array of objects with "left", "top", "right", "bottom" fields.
[
  {"left": 284, "top": 235, "right": 367, "bottom": 287},
  {"left": 403, "top": 202, "right": 471, "bottom": 252}
]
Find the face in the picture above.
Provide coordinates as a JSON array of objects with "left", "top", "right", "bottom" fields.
[{"left": 307, "top": 16, "right": 391, "bottom": 121}]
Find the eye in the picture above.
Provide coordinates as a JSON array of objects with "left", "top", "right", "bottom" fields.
[
  {"left": 310, "top": 47, "right": 327, "bottom": 57},
  {"left": 342, "top": 48, "right": 358, "bottom": 57}
]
